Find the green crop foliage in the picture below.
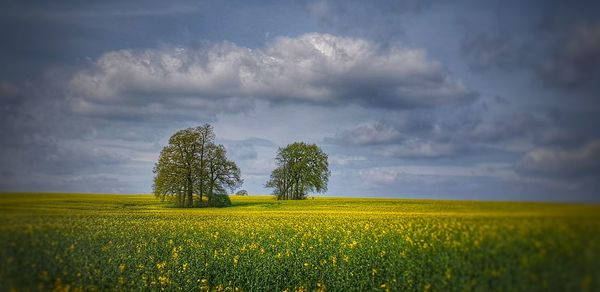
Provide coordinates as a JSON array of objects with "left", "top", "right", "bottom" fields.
[{"left": 0, "top": 193, "right": 599, "bottom": 291}]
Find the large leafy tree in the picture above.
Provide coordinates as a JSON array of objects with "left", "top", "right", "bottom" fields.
[
  {"left": 205, "top": 144, "right": 242, "bottom": 206},
  {"left": 152, "top": 124, "right": 242, "bottom": 207},
  {"left": 266, "top": 142, "right": 330, "bottom": 200}
]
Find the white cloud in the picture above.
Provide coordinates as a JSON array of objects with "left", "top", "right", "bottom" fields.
[
  {"left": 360, "top": 168, "right": 401, "bottom": 185},
  {"left": 329, "top": 155, "right": 367, "bottom": 166},
  {"left": 381, "top": 140, "right": 459, "bottom": 158},
  {"left": 327, "top": 121, "right": 404, "bottom": 145},
  {"left": 518, "top": 140, "right": 600, "bottom": 177},
  {"left": 68, "top": 33, "right": 476, "bottom": 118},
  {"left": 359, "top": 163, "right": 516, "bottom": 185}
]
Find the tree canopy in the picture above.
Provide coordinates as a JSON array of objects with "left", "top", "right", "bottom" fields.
[
  {"left": 265, "top": 142, "right": 330, "bottom": 200},
  {"left": 152, "top": 124, "right": 242, "bottom": 207},
  {"left": 235, "top": 190, "right": 248, "bottom": 196}
]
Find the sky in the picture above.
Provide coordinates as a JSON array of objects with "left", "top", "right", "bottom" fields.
[{"left": 1, "top": 0, "right": 599, "bottom": 201}]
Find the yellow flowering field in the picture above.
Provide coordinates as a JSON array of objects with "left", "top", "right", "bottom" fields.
[{"left": 0, "top": 193, "right": 599, "bottom": 291}]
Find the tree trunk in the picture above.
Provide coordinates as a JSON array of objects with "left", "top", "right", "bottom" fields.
[
  {"left": 208, "top": 177, "right": 215, "bottom": 206},
  {"left": 199, "top": 142, "right": 205, "bottom": 208},
  {"left": 187, "top": 175, "right": 193, "bottom": 208}
]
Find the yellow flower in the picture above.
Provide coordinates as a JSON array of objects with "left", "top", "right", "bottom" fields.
[
  {"left": 199, "top": 278, "right": 209, "bottom": 291},
  {"left": 158, "top": 275, "right": 170, "bottom": 286},
  {"left": 380, "top": 283, "right": 390, "bottom": 292},
  {"left": 347, "top": 240, "right": 358, "bottom": 249}
]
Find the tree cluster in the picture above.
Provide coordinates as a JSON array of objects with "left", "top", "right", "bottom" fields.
[
  {"left": 265, "top": 142, "right": 330, "bottom": 200},
  {"left": 235, "top": 190, "right": 249, "bottom": 196},
  {"left": 153, "top": 126, "right": 331, "bottom": 207},
  {"left": 152, "top": 124, "right": 242, "bottom": 207}
]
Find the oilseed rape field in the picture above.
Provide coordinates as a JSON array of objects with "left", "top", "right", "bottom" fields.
[{"left": 1, "top": 193, "right": 599, "bottom": 291}]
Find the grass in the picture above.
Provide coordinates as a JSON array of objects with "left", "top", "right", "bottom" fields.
[{"left": 1, "top": 193, "right": 599, "bottom": 291}]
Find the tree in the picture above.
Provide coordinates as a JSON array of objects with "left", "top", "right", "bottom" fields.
[
  {"left": 205, "top": 144, "right": 242, "bottom": 206},
  {"left": 265, "top": 142, "right": 330, "bottom": 200},
  {"left": 235, "top": 190, "right": 248, "bottom": 196},
  {"left": 152, "top": 124, "right": 243, "bottom": 207},
  {"left": 153, "top": 144, "right": 187, "bottom": 207}
]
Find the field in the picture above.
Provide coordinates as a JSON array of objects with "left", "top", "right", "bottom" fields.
[{"left": 1, "top": 193, "right": 599, "bottom": 291}]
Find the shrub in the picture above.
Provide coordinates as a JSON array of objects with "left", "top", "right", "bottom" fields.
[{"left": 209, "top": 192, "right": 232, "bottom": 207}]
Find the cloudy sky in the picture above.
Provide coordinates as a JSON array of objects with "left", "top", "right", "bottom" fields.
[{"left": 1, "top": 0, "right": 599, "bottom": 201}]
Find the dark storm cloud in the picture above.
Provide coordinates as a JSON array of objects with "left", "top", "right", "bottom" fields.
[
  {"left": 458, "top": 0, "right": 600, "bottom": 91},
  {"left": 0, "top": 1, "right": 197, "bottom": 80},
  {"left": 325, "top": 97, "right": 560, "bottom": 159},
  {"left": 460, "top": 33, "right": 528, "bottom": 72},
  {"left": 0, "top": 81, "right": 20, "bottom": 100},
  {"left": 538, "top": 23, "right": 600, "bottom": 89},
  {"left": 306, "top": 0, "right": 432, "bottom": 41},
  {"left": 351, "top": 168, "right": 594, "bottom": 201},
  {"left": 448, "top": 0, "right": 600, "bottom": 193},
  {"left": 0, "top": 78, "right": 130, "bottom": 191},
  {"left": 0, "top": 71, "right": 203, "bottom": 193}
]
